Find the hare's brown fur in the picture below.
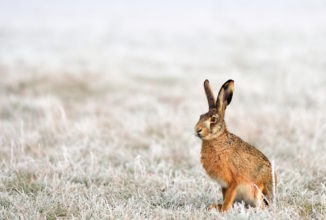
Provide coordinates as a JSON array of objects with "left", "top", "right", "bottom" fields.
[{"left": 195, "top": 79, "right": 276, "bottom": 212}]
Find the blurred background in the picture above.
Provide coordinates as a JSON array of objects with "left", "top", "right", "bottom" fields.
[{"left": 0, "top": 0, "right": 326, "bottom": 218}]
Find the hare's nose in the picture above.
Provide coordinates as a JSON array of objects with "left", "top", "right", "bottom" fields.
[{"left": 196, "top": 129, "right": 202, "bottom": 137}]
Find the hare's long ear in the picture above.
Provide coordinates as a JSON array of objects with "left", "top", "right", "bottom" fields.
[
  {"left": 204, "top": 79, "right": 216, "bottom": 110},
  {"left": 216, "top": 79, "right": 234, "bottom": 118}
]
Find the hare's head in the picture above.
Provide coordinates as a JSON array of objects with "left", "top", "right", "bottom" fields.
[{"left": 195, "top": 79, "right": 234, "bottom": 140}]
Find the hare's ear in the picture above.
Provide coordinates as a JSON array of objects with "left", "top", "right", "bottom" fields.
[
  {"left": 216, "top": 79, "right": 234, "bottom": 118},
  {"left": 204, "top": 79, "right": 216, "bottom": 110}
]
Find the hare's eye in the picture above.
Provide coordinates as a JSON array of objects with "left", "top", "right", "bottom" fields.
[{"left": 211, "top": 116, "right": 217, "bottom": 123}]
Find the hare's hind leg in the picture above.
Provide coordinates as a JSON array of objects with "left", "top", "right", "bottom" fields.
[
  {"left": 254, "top": 184, "right": 266, "bottom": 209},
  {"left": 262, "top": 183, "right": 273, "bottom": 205},
  {"left": 233, "top": 183, "right": 265, "bottom": 209}
]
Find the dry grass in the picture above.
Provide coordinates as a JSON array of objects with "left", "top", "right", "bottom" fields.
[{"left": 1, "top": 1, "right": 326, "bottom": 219}]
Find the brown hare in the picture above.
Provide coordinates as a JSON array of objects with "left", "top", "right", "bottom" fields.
[{"left": 195, "top": 79, "right": 276, "bottom": 212}]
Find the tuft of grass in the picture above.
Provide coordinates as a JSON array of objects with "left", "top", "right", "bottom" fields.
[
  {"left": 4, "top": 171, "right": 46, "bottom": 196},
  {"left": 39, "top": 201, "right": 68, "bottom": 220},
  {"left": 0, "top": 198, "right": 11, "bottom": 208},
  {"left": 299, "top": 201, "right": 325, "bottom": 219},
  {"left": 70, "top": 176, "right": 90, "bottom": 188}
]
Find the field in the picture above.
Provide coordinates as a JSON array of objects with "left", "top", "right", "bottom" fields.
[{"left": 0, "top": 1, "right": 326, "bottom": 219}]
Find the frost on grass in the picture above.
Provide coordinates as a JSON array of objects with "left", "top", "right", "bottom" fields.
[{"left": 1, "top": 2, "right": 326, "bottom": 219}]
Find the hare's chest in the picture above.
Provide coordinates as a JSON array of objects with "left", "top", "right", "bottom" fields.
[{"left": 201, "top": 144, "right": 228, "bottom": 187}]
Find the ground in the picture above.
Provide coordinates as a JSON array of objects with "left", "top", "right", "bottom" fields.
[{"left": 0, "top": 1, "right": 326, "bottom": 219}]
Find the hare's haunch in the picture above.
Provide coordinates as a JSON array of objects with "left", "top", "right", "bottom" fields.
[{"left": 195, "top": 79, "right": 276, "bottom": 212}]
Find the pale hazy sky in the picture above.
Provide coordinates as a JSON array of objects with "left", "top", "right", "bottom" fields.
[
  {"left": 0, "top": 0, "right": 325, "bottom": 37},
  {"left": 1, "top": 0, "right": 325, "bottom": 22}
]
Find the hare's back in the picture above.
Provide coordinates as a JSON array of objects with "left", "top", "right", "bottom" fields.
[
  {"left": 229, "top": 133, "right": 270, "bottom": 163},
  {"left": 228, "top": 133, "right": 271, "bottom": 177}
]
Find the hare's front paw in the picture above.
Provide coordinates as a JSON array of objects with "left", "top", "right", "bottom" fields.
[{"left": 208, "top": 203, "right": 222, "bottom": 211}]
